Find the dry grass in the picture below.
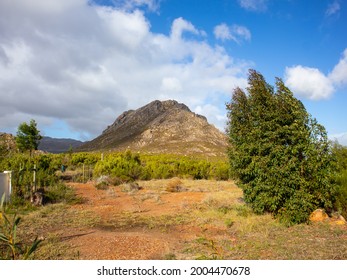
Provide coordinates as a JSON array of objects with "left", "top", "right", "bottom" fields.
[
  {"left": 11, "top": 179, "right": 347, "bottom": 260},
  {"left": 165, "top": 177, "right": 185, "bottom": 192}
]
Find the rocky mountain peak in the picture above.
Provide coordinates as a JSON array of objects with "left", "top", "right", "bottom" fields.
[{"left": 78, "top": 100, "right": 228, "bottom": 157}]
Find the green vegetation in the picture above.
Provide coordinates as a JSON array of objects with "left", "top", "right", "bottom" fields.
[
  {"left": 0, "top": 195, "right": 42, "bottom": 259},
  {"left": 227, "top": 69, "right": 337, "bottom": 225},
  {"left": 0, "top": 147, "right": 229, "bottom": 207},
  {"left": 15, "top": 119, "right": 42, "bottom": 157},
  {"left": 332, "top": 143, "right": 347, "bottom": 218},
  {"left": 93, "top": 151, "right": 229, "bottom": 181}
]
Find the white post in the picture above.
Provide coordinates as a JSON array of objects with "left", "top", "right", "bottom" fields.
[
  {"left": 1, "top": 171, "right": 12, "bottom": 202},
  {"left": 4, "top": 171, "right": 12, "bottom": 199}
]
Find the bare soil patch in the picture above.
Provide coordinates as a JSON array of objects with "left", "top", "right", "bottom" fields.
[
  {"left": 19, "top": 179, "right": 347, "bottom": 260},
  {"left": 46, "top": 180, "right": 237, "bottom": 259}
]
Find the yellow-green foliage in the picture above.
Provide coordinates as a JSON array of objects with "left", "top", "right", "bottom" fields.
[
  {"left": 70, "top": 152, "right": 100, "bottom": 166},
  {"left": 93, "top": 151, "right": 142, "bottom": 182},
  {"left": 93, "top": 151, "right": 229, "bottom": 181}
]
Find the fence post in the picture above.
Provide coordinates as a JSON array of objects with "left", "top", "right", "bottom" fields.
[
  {"left": 33, "top": 164, "right": 37, "bottom": 193},
  {"left": 82, "top": 163, "right": 85, "bottom": 183}
]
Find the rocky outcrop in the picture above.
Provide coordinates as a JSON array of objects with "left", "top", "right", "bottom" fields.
[{"left": 0, "top": 133, "right": 16, "bottom": 152}]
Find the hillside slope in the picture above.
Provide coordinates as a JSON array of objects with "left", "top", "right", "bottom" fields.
[{"left": 78, "top": 100, "right": 228, "bottom": 157}]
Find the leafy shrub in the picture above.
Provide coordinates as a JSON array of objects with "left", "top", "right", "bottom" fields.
[
  {"left": 278, "top": 191, "right": 316, "bottom": 226},
  {"left": 0, "top": 195, "right": 42, "bottom": 259},
  {"left": 94, "top": 151, "right": 143, "bottom": 182},
  {"left": 227, "top": 70, "right": 336, "bottom": 224},
  {"left": 44, "top": 183, "right": 80, "bottom": 204},
  {"left": 71, "top": 152, "right": 100, "bottom": 166}
]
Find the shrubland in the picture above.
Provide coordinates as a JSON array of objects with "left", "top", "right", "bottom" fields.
[
  {"left": 0, "top": 150, "right": 229, "bottom": 204},
  {"left": 94, "top": 151, "right": 229, "bottom": 181}
]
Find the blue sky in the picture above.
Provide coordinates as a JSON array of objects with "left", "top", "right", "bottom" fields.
[{"left": 0, "top": 0, "right": 346, "bottom": 145}]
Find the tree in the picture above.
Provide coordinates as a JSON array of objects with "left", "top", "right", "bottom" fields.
[
  {"left": 332, "top": 142, "right": 347, "bottom": 219},
  {"left": 15, "top": 119, "right": 42, "bottom": 157},
  {"left": 227, "top": 69, "right": 336, "bottom": 225}
]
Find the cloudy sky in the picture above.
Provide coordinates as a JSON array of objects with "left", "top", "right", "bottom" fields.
[{"left": 0, "top": 0, "right": 346, "bottom": 145}]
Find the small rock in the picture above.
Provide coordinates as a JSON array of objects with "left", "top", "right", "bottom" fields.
[
  {"left": 96, "top": 175, "right": 111, "bottom": 185},
  {"left": 309, "top": 209, "right": 329, "bottom": 222},
  {"left": 31, "top": 191, "right": 44, "bottom": 206},
  {"left": 122, "top": 182, "right": 142, "bottom": 192},
  {"left": 330, "top": 214, "right": 346, "bottom": 226}
]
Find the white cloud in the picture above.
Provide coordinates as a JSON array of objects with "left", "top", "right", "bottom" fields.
[
  {"left": 284, "top": 66, "right": 334, "bottom": 100},
  {"left": 284, "top": 48, "right": 347, "bottom": 100},
  {"left": 194, "top": 104, "right": 227, "bottom": 132},
  {"left": 238, "top": 0, "right": 268, "bottom": 12},
  {"left": 171, "top": 17, "right": 201, "bottom": 40},
  {"left": 96, "top": 7, "right": 150, "bottom": 50},
  {"left": 325, "top": 1, "right": 340, "bottom": 17},
  {"left": 0, "top": 0, "right": 85, "bottom": 14},
  {"left": 160, "top": 77, "right": 182, "bottom": 92},
  {"left": 214, "top": 24, "right": 231, "bottom": 41},
  {"left": 0, "top": 0, "right": 249, "bottom": 139},
  {"left": 214, "top": 23, "right": 251, "bottom": 44},
  {"left": 329, "top": 48, "right": 347, "bottom": 86}
]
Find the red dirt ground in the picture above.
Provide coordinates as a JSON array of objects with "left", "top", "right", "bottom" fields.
[{"left": 65, "top": 181, "right": 222, "bottom": 259}]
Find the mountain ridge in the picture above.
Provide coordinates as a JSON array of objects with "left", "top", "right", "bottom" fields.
[
  {"left": 38, "top": 136, "right": 84, "bottom": 153},
  {"left": 78, "top": 100, "right": 228, "bottom": 157},
  {"left": 0, "top": 133, "right": 84, "bottom": 154}
]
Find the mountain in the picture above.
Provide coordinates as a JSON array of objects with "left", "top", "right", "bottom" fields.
[
  {"left": 78, "top": 100, "right": 228, "bottom": 157},
  {"left": 38, "top": 137, "right": 84, "bottom": 154}
]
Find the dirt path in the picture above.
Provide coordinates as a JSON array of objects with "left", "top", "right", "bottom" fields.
[{"left": 64, "top": 181, "right": 216, "bottom": 259}]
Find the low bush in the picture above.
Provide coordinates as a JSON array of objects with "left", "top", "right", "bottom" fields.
[
  {"left": 44, "top": 183, "right": 80, "bottom": 204},
  {"left": 166, "top": 178, "right": 184, "bottom": 192}
]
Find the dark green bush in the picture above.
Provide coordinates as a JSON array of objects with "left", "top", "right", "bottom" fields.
[
  {"left": 227, "top": 70, "right": 337, "bottom": 224},
  {"left": 332, "top": 143, "right": 347, "bottom": 219}
]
